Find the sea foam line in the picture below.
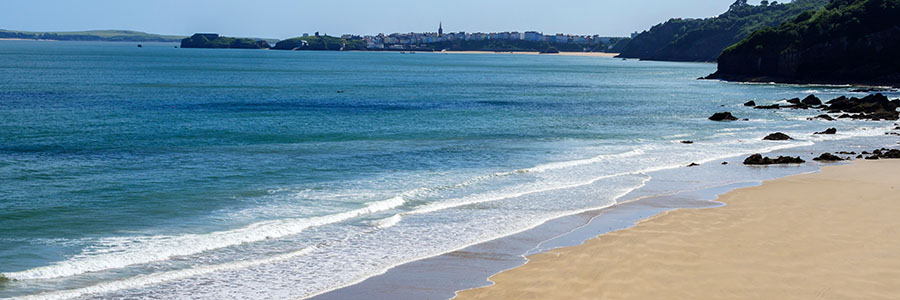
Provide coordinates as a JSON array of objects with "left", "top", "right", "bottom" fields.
[
  {"left": 3, "top": 196, "right": 406, "bottom": 281},
  {"left": 14, "top": 247, "right": 318, "bottom": 300}
]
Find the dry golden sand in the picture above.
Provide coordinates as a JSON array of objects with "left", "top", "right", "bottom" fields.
[
  {"left": 456, "top": 160, "right": 900, "bottom": 300},
  {"left": 441, "top": 51, "right": 618, "bottom": 57}
]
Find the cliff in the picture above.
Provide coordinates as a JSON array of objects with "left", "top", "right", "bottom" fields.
[
  {"left": 180, "top": 33, "right": 270, "bottom": 49},
  {"left": 617, "top": 0, "right": 828, "bottom": 62},
  {"left": 271, "top": 36, "right": 366, "bottom": 51},
  {"left": 707, "top": 0, "right": 900, "bottom": 86}
]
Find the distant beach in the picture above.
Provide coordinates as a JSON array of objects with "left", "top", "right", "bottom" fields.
[
  {"left": 457, "top": 160, "right": 900, "bottom": 299},
  {"left": 440, "top": 50, "right": 618, "bottom": 57}
]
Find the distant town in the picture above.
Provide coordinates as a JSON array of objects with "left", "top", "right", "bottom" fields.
[{"left": 331, "top": 23, "right": 623, "bottom": 51}]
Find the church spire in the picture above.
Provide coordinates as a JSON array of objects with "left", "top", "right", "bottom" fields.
[{"left": 438, "top": 22, "right": 443, "bottom": 37}]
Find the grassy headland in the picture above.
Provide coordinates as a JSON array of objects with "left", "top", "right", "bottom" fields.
[{"left": 0, "top": 29, "right": 184, "bottom": 42}]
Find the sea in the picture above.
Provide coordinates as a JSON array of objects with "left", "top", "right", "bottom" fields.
[{"left": 0, "top": 40, "right": 897, "bottom": 299}]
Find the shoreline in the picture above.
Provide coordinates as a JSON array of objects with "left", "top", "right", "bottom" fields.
[
  {"left": 456, "top": 160, "right": 900, "bottom": 299},
  {"left": 308, "top": 140, "right": 845, "bottom": 299},
  {"left": 438, "top": 51, "right": 618, "bottom": 57}
]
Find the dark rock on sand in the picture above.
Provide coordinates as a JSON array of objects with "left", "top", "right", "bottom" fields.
[
  {"left": 763, "top": 132, "right": 792, "bottom": 140},
  {"left": 709, "top": 112, "right": 738, "bottom": 121},
  {"left": 687, "top": 163, "right": 700, "bottom": 167},
  {"left": 813, "top": 153, "right": 843, "bottom": 161},
  {"left": 814, "top": 128, "right": 837, "bottom": 135},
  {"left": 681, "top": 140, "right": 694, "bottom": 144},
  {"left": 743, "top": 154, "right": 805, "bottom": 165}
]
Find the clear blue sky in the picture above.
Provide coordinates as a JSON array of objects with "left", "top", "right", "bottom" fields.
[{"left": 0, "top": 0, "right": 761, "bottom": 38}]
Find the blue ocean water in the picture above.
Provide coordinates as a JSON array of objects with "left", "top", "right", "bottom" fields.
[{"left": 0, "top": 40, "right": 897, "bottom": 299}]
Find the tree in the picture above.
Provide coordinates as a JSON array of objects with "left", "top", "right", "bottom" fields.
[{"left": 730, "top": 0, "right": 749, "bottom": 10}]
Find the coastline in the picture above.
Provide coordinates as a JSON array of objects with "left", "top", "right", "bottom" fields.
[
  {"left": 456, "top": 160, "right": 900, "bottom": 299},
  {"left": 439, "top": 51, "right": 618, "bottom": 57}
]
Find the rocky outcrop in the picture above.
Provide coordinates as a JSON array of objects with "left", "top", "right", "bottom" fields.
[
  {"left": 709, "top": 112, "right": 738, "bottom": 121},
  {"left": 814, "top": 128, "right": 837, "bottom": 135},
  {"left": 743, "top": 154, "right": 805, "bottom": 165},
  {"left": 763, "top": 132, "right": 792, "bottom": 140},
  {"left": 824, "top": 94, "right": 899, "bottom": 120},
  {"left": 744, "top": 101, "right": 756, "bottom": 107},
  {"left": 180, "top": 33, "right": 270, "bottom": 49},
  {"left": 862, "top": 148, "right": 900, "bottom": 159},
  {"left": 801, "top": 95, "right": 822, "bottom": 106},
  {"left": 813, "top": 153, "right": 844, "bottom": 161},
  {"left": 749, "top": 93, "right": 899, "bottom": 120}
]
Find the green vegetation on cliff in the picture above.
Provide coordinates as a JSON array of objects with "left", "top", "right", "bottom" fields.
[
  {"left": 710, "top": 0, "right": 900, "bottom": 85},
  {"left": 180, "top": 33, "right": 271, "bottom": 49},
  {"left": 0, "top": 29, "right": 184, "bottom": 42},
  {"left": 272, "top": 36, "right": 367, "bottom": 50},
  {"left": 618, "top": 0, "right": 828, "bottom": 61}
]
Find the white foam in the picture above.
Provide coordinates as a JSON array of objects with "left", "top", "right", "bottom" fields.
[
  {"left": 408, "top": 171, "right": 638, "bottom": 215},
  {"left": 3, "top": 196, "right": 405, "bottom": 280},
  {"left": 519, "top": 148, "right": 646, "bottom": 174},
  {"left": 370, "top": 214, "right": 403, "bottom": 229},
  {"left": 15, "top": 247, "right": 317, "bottom": 300}
]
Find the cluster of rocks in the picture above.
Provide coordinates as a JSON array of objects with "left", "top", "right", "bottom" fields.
[
  {"left": 860, "top": 148, "right": 900, "bottom": 160},
  {"left": 743, "top": 154, "right": 805, "bottom": 165},
  {"left": 746, "top": 93, "right": 899, "bottom": 121},
  {"left": 737, "top": 148, "right": 900, "bottom": 166},
  {"left": 694, "top": 93, "right": 900, "bottom": 167}
]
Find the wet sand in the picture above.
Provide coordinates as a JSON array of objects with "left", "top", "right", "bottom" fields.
[{"left": 457, "top": 160, "right": 900, "bottom": 300}]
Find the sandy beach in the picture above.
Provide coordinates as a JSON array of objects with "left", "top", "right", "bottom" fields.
[
  {"left": 441, "top": 51, "right": 618, "bottom": 57},
  {"left": 456, "top": 160, "right": 900, "bottom": 300}
]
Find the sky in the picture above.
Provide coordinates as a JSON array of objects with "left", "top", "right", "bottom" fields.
[{"left": 0, "top": 0, "right": 755, "bottom": 39}]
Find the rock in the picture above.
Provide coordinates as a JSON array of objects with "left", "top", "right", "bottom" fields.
[
  {"left": 763, "top": 132, "right": 793, "bottom": 140},
  {"left": 709, "top": 112, "right": 738, "bottom": 121},
  {"left": 815, "top": 114, "right": 835, "bottom": 121},
  {"left": 743, "top": 154, "right": 805, "bottom": 165},
  {"left": 801, "top": 95, "right": 822, "bottom": 105},
  {"left": 787, "top": 98, "right": 802, "bottom": 105},
  {"left": 687, "top": 163, "right": 700, "bottom": 167},
  {"left": 813, "top": 153, "right": 843, "bottom": 161},
  {"left": 824, "top": 94, "right": 899, "bottom": 121},
  {"left": 857, "top": 154, "right": 864, "bottom": 159},
  {"left": 754, "top": 104, "right": 780, "bottom": 109},
  {"left": 865, "top": 155, "right": 880, "bottom": 160},
  {"left": 722, "top": 161, "right": 728, "bottom": 165},
  {"left": 744, "top": 101, "right": 756, "bottom": 106},
  {"left": 880, "top": 149, "right": 900, "bottom": 158},
  {"left": 814, "top": 128, "right": 837, "bottom": 135},
  {"left": 681, "top": 140, "right": 694, "bottom": 144}
]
